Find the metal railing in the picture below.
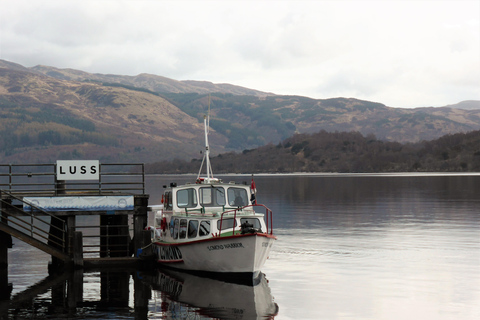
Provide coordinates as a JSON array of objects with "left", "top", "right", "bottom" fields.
[
  {"left": 0, "top": 163, "right": 145, "bottom": 195},
  {"left": 0, "top": 189, "right": 67, "bottom": 252},
  {"left": 77, "top": 224, "right": 131, "bottom": 258},
  {"left": 218, "top": 204, "right": 274, "bottom": 236}
]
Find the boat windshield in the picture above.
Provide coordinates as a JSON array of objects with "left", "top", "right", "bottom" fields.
[
  {"left": 227, "top": 187, "right": 248, "bottom": 207},
  {"left": 200, "top": 187, "right": 226, "bottom": 207},
  {"left": 176, "top": 188, "right": 198, "bottom": 208}
]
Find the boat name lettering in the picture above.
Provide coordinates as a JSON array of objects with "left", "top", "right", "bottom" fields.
[
  {"left": 207, "top": 243, "right": 244, "bottom": 251},
  {"left": 262, "top": 242, "right": 272, "bottom": 248},
  {"left": 158, "top": 246, "right": 182, "bottom": 261}
]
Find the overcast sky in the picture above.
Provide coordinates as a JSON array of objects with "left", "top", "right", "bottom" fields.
[{"left": 1, "top": 0, "right": 479, "bottom": 108}]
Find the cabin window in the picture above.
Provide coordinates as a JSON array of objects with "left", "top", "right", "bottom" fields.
[
  {"left": 240, "top": 218, "right": 261, "bottom": 229},
  {"left": 200, "top": 187, "right": 226, "bottom": 207},
  {"left": 217, "top": 218, "right": 237, "bottom": 231},
  {"left": 188, "top": 220, "right": 199, "bottom": 238},
  {"left": 199, "top": 220, "right": 210, "bottom": 237},
  {"left": 173, "top": 219, "right": 179, "bottom": 239},
  {"left": 227, "top": 187, "right": 248, "bottom": 207},
  {"left": 177, "top": 188, "right": 198, "bottom": 208},
  {"left": 165, "top": 191, "right": 172, "bottom": 210},
  {"left": 179, "top": 219, "right": 187, "bottom": 239}
]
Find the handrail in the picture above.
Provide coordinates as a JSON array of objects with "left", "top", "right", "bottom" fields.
[
  {"left": 218, "top": 208, "right": 238, "bottom": 236},
  {"left": 0, "top": 189, "right": 67, "bottom": 251},
  {"left": 218, "top": 204, "right": 273, "bottom": 236},
  {"left": 74, "top": 223, "right": 131, "bottom": 257},
  {"left": 0, "top": 163, "right": 145, "bottom": 195}
]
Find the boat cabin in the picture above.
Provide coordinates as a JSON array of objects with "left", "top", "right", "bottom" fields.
[
  {"left": 163, "top": 178, "right": 254, "bottom": 214},
  {"left": 150, "top": 178, "right": 268, "bottom": 242}
]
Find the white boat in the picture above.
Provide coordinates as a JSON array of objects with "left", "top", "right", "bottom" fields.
[{"left": 147, "top": 112, "right": 276, "bottom": 280}]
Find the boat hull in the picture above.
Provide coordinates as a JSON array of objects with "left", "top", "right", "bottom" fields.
[{"left": 153, "top": 233, "right": 276, "bottom": 278}]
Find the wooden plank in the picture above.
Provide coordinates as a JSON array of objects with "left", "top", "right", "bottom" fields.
[{"left": 83, "top": 257, "right": 141, "bottom": 269}]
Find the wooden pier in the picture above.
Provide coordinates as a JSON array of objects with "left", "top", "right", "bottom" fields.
[{"left": 0, "top": 162, "right": 154, "bottom": 299}]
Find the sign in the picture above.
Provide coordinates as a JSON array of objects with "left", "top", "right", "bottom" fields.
[
  {"left": 56, "top": 160, "right": 99, "bottom": 180},
  {"left": 23, "top": 196, "right": 134, "bottom": 212}
]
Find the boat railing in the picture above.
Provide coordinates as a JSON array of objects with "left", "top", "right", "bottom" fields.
[
  {"left": 182, "top": 205, "right": 255, "bottom": 217},
  {"left": 184, "top": 207, "right": 205, "bottom": 215},
  {"left": 181, "top": 209, "right": 216, "bottom": 217},
  {"left": 218, "top": 204, "right": 273, "bottom": 236}
]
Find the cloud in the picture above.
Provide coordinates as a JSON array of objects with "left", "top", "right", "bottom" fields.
[{"left": 0, "top": 0, "right": 479, "bottom": 108}]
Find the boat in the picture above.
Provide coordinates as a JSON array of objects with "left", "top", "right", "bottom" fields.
[{"left": 147, "top": 111, "right": 276, "bottom": 281}]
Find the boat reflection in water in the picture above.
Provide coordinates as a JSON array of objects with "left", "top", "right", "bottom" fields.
[
  {"left": 2, "top": 261, "right": 277, "bottom": 319},
  {"left": 145, "top": 268, "right": 279, "bottom": 319}
]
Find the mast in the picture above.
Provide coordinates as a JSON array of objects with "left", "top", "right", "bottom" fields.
[
  {"left": 197, "top": 95, "right": 214, "bottom": 182},
  {"left": 204, "top": 114, "right": 213, "bottom": 180}
]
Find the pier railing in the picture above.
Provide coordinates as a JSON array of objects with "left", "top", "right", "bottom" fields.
[
  {"left": 0, "top": 163, "right": 145, "bottom": 195},
  {"left": 0, "top": 189, "right": 68, "bottom": 260},
  {"left": 77, "top": 224, "right": 131, "bottom": 258}
]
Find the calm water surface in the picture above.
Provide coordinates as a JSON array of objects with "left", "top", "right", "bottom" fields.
[{"left": 2, "top": 174, "right": 480, "bottom": 319}]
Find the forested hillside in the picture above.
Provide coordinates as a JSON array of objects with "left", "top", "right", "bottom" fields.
[
  {"left": 146, "top": 130, "right": 480, "bottom": 173},
  {"left": 1, "top": 59, "right": 480, "bottom": 165},
  {"left": 162, "top": 93, "right": 480, "bottom": 148},
  {"left": 0, "top": 65, "right": 225, "bottom": 163}
]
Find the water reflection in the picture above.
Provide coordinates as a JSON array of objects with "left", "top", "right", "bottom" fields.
[
  {"left": 248, "top": 174, "right": 480, "bottom": 229},
  {"left": 143, "top": 269, "right": 278, "bottom": 320},
  {"left": 1, "top": 267, "right": 278, "bottom": 320},
  {"left": 1, "top": 269, "right": 148, "bottom": 319}
]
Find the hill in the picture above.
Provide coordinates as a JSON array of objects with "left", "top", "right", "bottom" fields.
[
  {"left": 30, "top": 64, "right": 271, "bottom": 97},
  {"left": 26, "top": 62, "right": 480, "bottom": 144},
  {"left": 0, "top": 65, "right": 227, "bottom": 163},
  {"left": 1, "top": 59, "right": 480, "bottom": 164},
  {"left": 443, "top": 100, "right": 480, "bottom": 110},
  {"left": 146, "top": 129, "right": 480, "bottom": 173},
  {"left": 162, "top": 94, "right": 480, "bottom": 147}
]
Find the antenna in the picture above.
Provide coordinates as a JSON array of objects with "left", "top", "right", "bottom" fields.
[
  {"left": 197, "top": 94, "right": 214, "bottom": 181},
  {"left": 207, "top": 94, "right": 210, "bottom": 134}
]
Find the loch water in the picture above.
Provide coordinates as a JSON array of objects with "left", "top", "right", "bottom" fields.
[{"left": 2, "top": 174, "right": 480, "bottom": 319}]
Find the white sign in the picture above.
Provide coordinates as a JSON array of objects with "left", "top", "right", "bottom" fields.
[
  {"left": 56, "top": 160, "right": 99, "bottom": 180},
  {"left": 24, "top": 196, "right": 134, "bottom": 212}
]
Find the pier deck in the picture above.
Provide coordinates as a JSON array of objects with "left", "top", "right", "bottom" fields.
[{"left": 0, "top": 162, "right": 153, "bottom": 280}]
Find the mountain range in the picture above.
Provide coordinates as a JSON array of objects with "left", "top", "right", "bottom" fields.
[{"left": 0, "top": 59, "right": 479, "bottom": 164}]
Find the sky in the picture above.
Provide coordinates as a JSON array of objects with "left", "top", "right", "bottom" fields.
[{"left": 0, "top": 0, "right": 479, "bottom": 108}]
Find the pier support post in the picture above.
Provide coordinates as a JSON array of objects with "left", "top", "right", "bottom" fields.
[
  {"left": 73, "top": 231, "right": 83, "bottom": 268},
  {"left": 139, "top": 230, "right": 153, "bottom": 258},
  {"left": 48, "top": 216, "right": 68, "bottom": 274},
  {"left": 133, "top": 195, "right": 149, "bottom": 257},
  {"left": 0, "top": 207, "right": 13, "bottom": 300},
  {"left": 67, "top": 269, "right": 83, "bottom": 308},
  {"left": 55, "top": 179, "right": 66, "bottom": 196},
  {"left": 49, "top": 179, "right": 68, "bottom": 273},
  {"left": 0, "top": 234, "right": 12, "bottom": 300},
  {"left": 66, "top": 215, "right": 75, "bottom": 255},
  {"left": 134, "top": 271, "right": 151, "bottom": 319}
]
